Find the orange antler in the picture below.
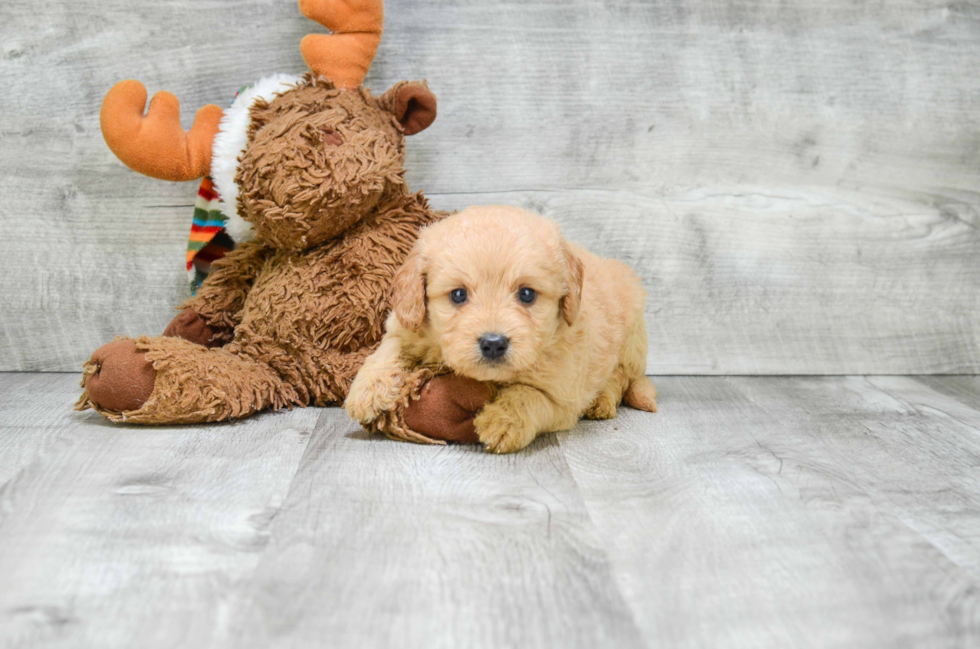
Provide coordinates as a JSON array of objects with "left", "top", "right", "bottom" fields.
[
  {"left": 299, "top": 0, "right": 384, "bottom": 89},
  {"left": 100, "top": 80, "right": 224, "bottom": 182}
]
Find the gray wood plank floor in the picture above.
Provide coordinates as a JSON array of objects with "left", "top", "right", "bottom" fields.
[{"left": 2, "top": 373, "right": 979, "bottom": 648}]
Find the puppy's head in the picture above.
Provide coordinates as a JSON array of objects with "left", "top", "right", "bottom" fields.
[{"left": 392, "top": 206, "right": 583, "bottom": 382}]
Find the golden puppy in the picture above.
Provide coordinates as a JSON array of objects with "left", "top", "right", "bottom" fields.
[{"left": 345, "top": 205, "right": 657, "bottom": 453}]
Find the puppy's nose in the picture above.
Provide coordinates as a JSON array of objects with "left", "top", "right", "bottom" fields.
[{"left": 479, "top": 333, "right": 509, "bottom": 361}]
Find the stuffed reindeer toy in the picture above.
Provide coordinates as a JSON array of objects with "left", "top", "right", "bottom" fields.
[{"left": 78, "top": 0, "right": 488, "bottom": 437}]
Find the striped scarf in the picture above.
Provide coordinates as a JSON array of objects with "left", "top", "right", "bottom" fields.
[{"left": 186, "top": 177, "right": 235, "bottom": 293}]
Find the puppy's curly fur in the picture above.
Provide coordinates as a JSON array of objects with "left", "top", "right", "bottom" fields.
[{"left": 346, "top": 205, "right": 657, "bottom": 453}]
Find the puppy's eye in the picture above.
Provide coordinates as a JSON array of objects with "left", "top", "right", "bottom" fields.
[
  {"left": 517, "top": 287, "right": 536, "bottom": 304},
  {"left": 450, "top": 288, "right": 468, "bottom": 305}
]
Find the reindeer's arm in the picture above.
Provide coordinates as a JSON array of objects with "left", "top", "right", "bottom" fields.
[{"left": 170, "top": 242, "right": 270, "bottom": 346}]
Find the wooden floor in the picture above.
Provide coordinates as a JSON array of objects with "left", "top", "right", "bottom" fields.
[{"left": 1, "top": 373, "right": 979, "bottom": 648}]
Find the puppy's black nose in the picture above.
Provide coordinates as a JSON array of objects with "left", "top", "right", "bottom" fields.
[{"left": 479, "top": 333, "right": 509, "bottom": 361}]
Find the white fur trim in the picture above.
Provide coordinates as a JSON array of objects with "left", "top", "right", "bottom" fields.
[{"left": 211, "top": 73, "right": 305, "bottom": 243}]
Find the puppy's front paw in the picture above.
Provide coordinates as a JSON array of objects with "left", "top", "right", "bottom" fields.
[
  {"left": 474, "top": 404, "right": 536, "bottom": 454},
  {"left": 345, "top": 372, "right": 403, "bottom": 424}
]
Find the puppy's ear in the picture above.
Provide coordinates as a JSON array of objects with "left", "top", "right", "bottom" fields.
[
  {"left": 559, "top": 240, "right": 584, "bottom": 326},
  {"left": 392, "top": 247, "right": 427, "bottom": 332}
]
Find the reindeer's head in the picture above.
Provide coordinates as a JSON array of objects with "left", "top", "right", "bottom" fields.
[{"left": 99, "top": 0, "right": 437, "bottom": 252}]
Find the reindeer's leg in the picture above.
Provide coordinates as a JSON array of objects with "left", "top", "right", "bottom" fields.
[
  {"left": 176, "top": 242, "right": 271, "bottom": 346},
  {"left": 304, "top": 345, "right": 378, "bottom": 408},
  {"left": 77, "top": 336, "right": 299, "bottom": 424}
]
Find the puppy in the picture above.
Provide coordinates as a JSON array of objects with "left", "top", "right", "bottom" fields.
[{"left": 345, "top": 205, "right": 657, "bottom": 453}]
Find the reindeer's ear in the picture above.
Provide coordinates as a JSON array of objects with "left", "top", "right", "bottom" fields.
[
  {"left": 380, "top": 81, "right": 437, "bottom": 135},
  {"left": 559, "top": 240, "right": 584, "bottom": 326},
  {"left": 392, "top": 246, "right": 427, "bottom": 331}
]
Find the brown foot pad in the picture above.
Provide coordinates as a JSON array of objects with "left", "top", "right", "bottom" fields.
[
  {"left": 403, "top": 374, "right": 494, "bottom": 444},
  {"left": 82, "top": 338, "right": 157, "bottom": 412},
  {"left": 163, "top": 308, "right": 222, "bottom": 347}
]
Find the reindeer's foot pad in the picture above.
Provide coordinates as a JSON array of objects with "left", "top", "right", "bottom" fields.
[
  {"left": 77, "top": 338, "right": 157, "bottom": 413},
  {"left": 403, "top": 374, "right": 493, "bottom": 443},
  {"left": 76, "top": 335, "right": 299, "bottom": 425},
  {"left": 370, "top": 371, "right": 495, "bottom": 445}
]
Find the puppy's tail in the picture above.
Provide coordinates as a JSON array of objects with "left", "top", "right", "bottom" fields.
[{"left": 624, "top": 376, "right": 657, "bottom": 413}]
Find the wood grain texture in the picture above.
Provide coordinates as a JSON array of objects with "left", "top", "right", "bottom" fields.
[
  {"left": 2, "top": 0, "right": 979, "bottom": 372},
  {"left": 558, "top": 376, "right": 980, "bottom": 648},
  {"left": 226, "top": 410, "right": 644, "bottom": 649},
  {"left": 3, "top": 373, "right": 980, "bottom": 647},
  {"left": 916, "top": 376, "right": 980, "bottom": 412},
  {"left": 0, "top": 374, "right": 319, "bottom": 649}
]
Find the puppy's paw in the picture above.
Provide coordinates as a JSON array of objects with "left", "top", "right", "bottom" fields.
[
  {"left": 474, "top": 404, "right": 536, "bottom": 454},
  {"left": 344, "top": 372, "right": 403, "bottom": 424},
  {"left": 584, "top": 392, "right": 617, "bottom": 420}
]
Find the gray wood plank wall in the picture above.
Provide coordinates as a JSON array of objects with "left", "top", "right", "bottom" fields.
[{"left": 1, "top": 0, "right": 978, "bottom": 373}]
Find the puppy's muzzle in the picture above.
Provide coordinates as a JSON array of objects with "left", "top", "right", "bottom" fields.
[{"left": 478, "top": 333, "right": 509, "bottom": 361}]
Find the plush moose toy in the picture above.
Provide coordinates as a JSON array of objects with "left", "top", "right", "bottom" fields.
[{"left": 77, "top": 0, "right": 488, "bottom": 442}]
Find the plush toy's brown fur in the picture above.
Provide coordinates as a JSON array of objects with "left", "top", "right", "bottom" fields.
[
  {"left": 79, "top": 0, "right": 492, "bottom": 438},
  {"left": 77, "top": 75, "right": 447, "bottom": 424}
]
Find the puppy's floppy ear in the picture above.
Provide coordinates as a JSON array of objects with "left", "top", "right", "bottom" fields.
[
  {"left": 559, "top": 240, "right": 584, "bottom": 326},
  {"left": 379, "top": 81, "right": 437, "bottom": 136},
  {"left": 392, "top": 246, "right": 427, "bottom": 332}
]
